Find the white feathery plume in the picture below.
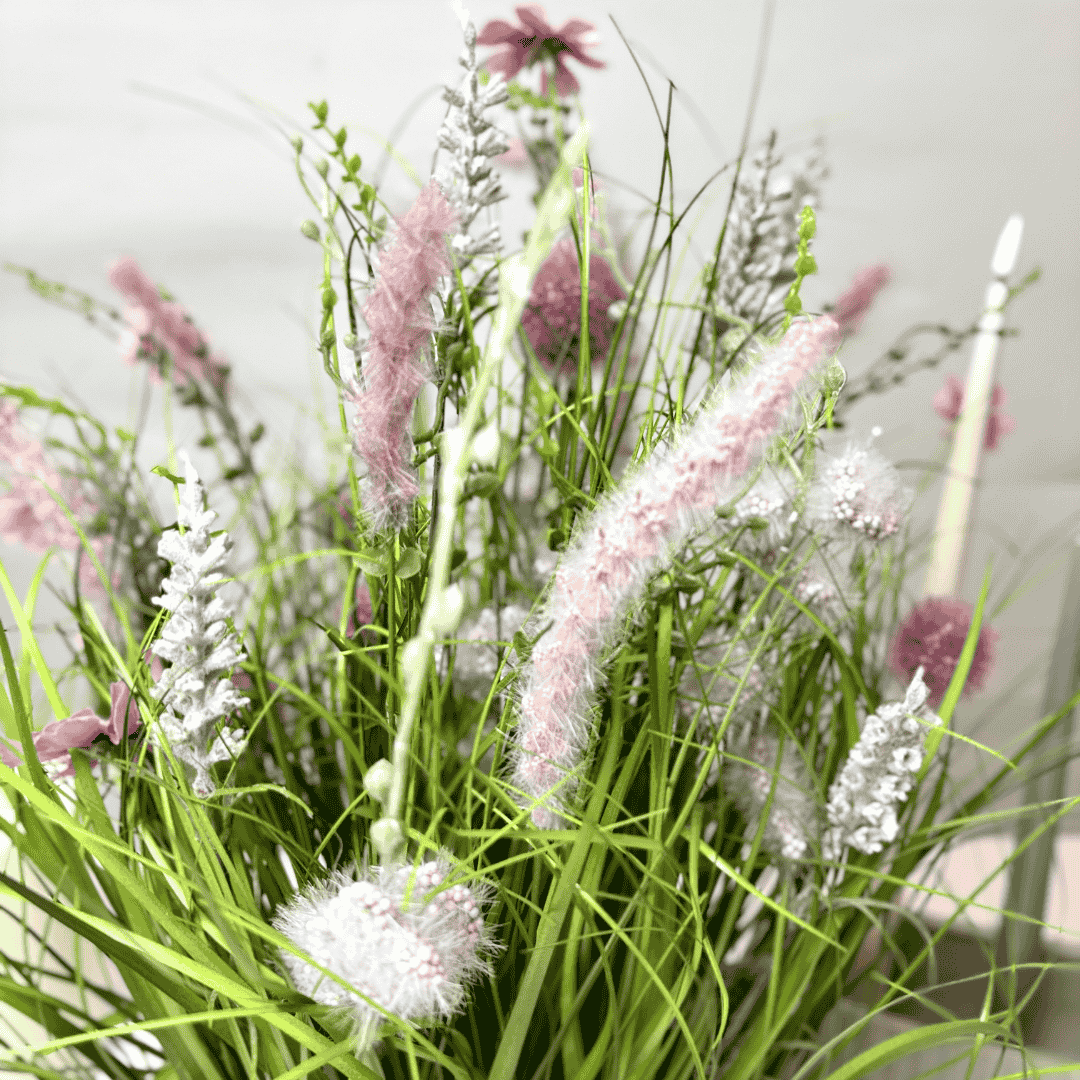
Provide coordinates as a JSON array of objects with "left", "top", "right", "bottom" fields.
[{"left": 272, "top": 851, "right": 500, "bottom": 1053}]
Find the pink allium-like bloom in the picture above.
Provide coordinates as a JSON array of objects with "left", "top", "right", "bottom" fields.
[
  {"left": 0, "top": 400, "right": 112, "bottom": 594},
  {"left": 494, "top": 137, "right": 529, "bottom": 168},
  {"left": 508, "top": 316, "right": 841, "bottom": 828},
  {"left": 829, "top": 264, "right": 891, "bottom": 337},
  {"left": 0, "top": 681, "right": 141, "bottom": 780},
  {"left": 477, "top": 5, "right": 605, "bottom": 97},
  {"left": 272, "top": 852, "right": 500, "bottom": 1051},
  {"left": 887, "top": 596, "right": 998, "bottom": 708},
  {"left": 932, "top": 374, "right": 1016, "bottom": 451},
  {"left": 344, "top": 181, "right": 457, "bottom": 530},
  {"left": 521, "top": 238, "right": 626, "bottom": 374},
  {"left": 108, "top": 257, "right": 229, "bottom": 391}
]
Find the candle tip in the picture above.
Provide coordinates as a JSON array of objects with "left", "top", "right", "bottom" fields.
[{"left": 991, "top": 215, "right": 1024, "bottom": 278}]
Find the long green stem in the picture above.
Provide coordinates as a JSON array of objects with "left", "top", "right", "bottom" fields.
[{"left": 372, "top": 124, "right": 592, "bottom": 864}]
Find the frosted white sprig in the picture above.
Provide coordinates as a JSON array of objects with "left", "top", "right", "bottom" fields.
[
  {"left": 434, "top": 17, "right": 510, "bottom": 266},
  {"left": 822, "top": 667, "right": 940, "bottom": 868},
  {"left": 272, "top": 852, "right": 500, "bottom": 1054},
  {"left": 149, "top": 451, "right": 248, "bottom": 798}
]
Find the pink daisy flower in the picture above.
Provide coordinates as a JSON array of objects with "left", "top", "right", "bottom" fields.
[
  {"left": 829, "top": 264, "right": 891, "bottom": 337},
  {"left": 477, "top": 5, "right": 605, "bottom": 98},
  {"left": 887, "top": 596, "right": 998, "bottom": 708},
  {"left": 521, "top": 238, "right": 626, "bottom": 375},
  {"left": 932, "top": 374, "right": 1017, "bottom": 451}
]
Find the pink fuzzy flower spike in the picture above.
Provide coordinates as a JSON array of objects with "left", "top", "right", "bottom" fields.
[
  {"left": 831, "top": 264, "right": 891, "bottom": 337},
  {"left": 510, "top": 316, "right": 840, "bottom": 828},
  {"left": 107, "top": 256, "right": 229, "bottom": 391},
  {"left": 345, "top": 181, "right": 457, "bottom": 530},
  {"left": 0, "top": 400, "right": 113, "bottom": 595},
  {"left": 478, "top": 5, "right": 605, "bottom": 97},
  {"left": 887, "top": 596, "right": 998, "bottom": 708},
  {"left": 932, "top": 374, "right": 1016, "bottom": 451}
]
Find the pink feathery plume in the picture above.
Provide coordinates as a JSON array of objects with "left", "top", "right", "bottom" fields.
[
  {"left": 0, "top": 401, "right": 113, "bottom": 594},
  {"left": 0, "top": 681, "right": 141, "bottom": 779},
  {"left": 508, "top": 315, "right": 841, "bottom": 828},
  {"left": 830, "top": 264, "right": 891, "bottom": 337},
  {"left": 107, "top": 257, "right": 229, "bottom": 391},
  {"left": 345, "top": 180, "right": 458, "bottom": 530}
]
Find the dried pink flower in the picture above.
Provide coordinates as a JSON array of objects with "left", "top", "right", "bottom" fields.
[
  {"left": 509, "top": 316, "right": 840, "bottom": 827},
  {"left": 932, "top": 374, "right": 1016, "bottom": 451},
  {"left": 345, "top": 576, "right": 374, "bottom": 638},
  {"left": 830, "top": 264, "right": 891, "bottom": 336},
  {"left": 0, "top": 400, "right": 112, "bottom": 594},
  {"left": 0, "top": 681, "right": 141, "bottom": 779},
  {"left": 521, "top": 238, "right": 626, "bottom": 375},
  {"left": 477, "top": 5, "right": 605, "bottom": 97},
  {"left": 494, "top": 137, "right": 529, "bottom": 168},
  {"left": 344, "top": 181, "right": 457, "bottom": 529},
  {"left": 107, "top": 256, "right": 229, "bottom": 391},
  {"left": 887, "top": 596, "right": 998, "bottom": 708}
]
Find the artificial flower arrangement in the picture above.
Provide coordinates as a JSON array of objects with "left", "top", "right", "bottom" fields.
[{"left": 0, "top": 6, "right": 1070, "bottom": 1080}]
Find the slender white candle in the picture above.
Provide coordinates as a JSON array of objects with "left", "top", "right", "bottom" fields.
[{"left": 924, "top": 214, "right": 1023, "bottom": 598}]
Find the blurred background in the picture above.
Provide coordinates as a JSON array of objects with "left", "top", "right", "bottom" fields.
[{"left": 0, "top": 0, "right": 1078, "bottom": 1029}]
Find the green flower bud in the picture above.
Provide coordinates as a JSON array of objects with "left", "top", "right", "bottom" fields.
[
  {"left": 370, "top": 817, "right": 404, "bottom": 860},
  {"left": 300, "top": 220, "right": 321, "bottom": 241},
  {"left": 363, "top": 759, "right": 393, "bottom": 805},
  {"left": 823, "top": 356, "right": 847, "bottom": 396}
]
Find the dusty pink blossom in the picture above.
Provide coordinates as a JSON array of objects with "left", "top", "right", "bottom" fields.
[
  {"left": 477, "top": 5, "right": 605, "bottom": 98},
  {"left": 521, "top": 238, "right": 626, "bottom": 374},
  {"left": 0, "top": 400, "right": 112, "bottom": 594},
  {"left": 887, "top": 596, "right": 998, "bottom": 708},
  {"left": 932, "top": 374, "right": 1016, "bottom": 451},
  {"left": 494, "top": 137, "right": 529, "bottom": 168},
  {"left": 830, "top": 264, "right": 891, "bottom": 336},
  {"left": 345, "top": 576, "right": 374, "bottom": 638},
  {"left": 107, "top": 256, "right": 229, "bottom": 391},
  {"left": 508, "top": 316, "right": 841, "bottom": 828},
  {"left": 344, "top": 181, "right": 457, "bottom": 529},
  {"left": 0, "top": 681, "right": 141, "bottom": 779}
]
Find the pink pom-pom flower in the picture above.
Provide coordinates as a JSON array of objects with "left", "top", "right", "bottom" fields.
[
  {"left": 887, "top": 596, "right": 998, "bottom": 708},
  {"left": 520, "top": 238, "right": 626, "bottom": 375}
]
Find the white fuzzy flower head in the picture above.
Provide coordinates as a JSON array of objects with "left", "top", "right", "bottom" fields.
[
  {"left": 808, "top": 438, "right": 910, "bottom": 542},
  {"left": 729, "top": 470, "right": 794, "bottom": 550},
  {"left": 439, "top": 603, "right": 530, "bottom": 699},
  {"left": 822, "top": 667, "right": 941, "bottom": 862},
  {"left": 676, "top": 634, "right": 768, "bottom": 788},
  {"left": 726, "top": 727, "right": 817, "bottom": 862},
  {"left": 272, "top": 852, "right": 500, "bottom": 1053},
  {"left": 150, "top": 451, "right": 248, "bottom": 797}
]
